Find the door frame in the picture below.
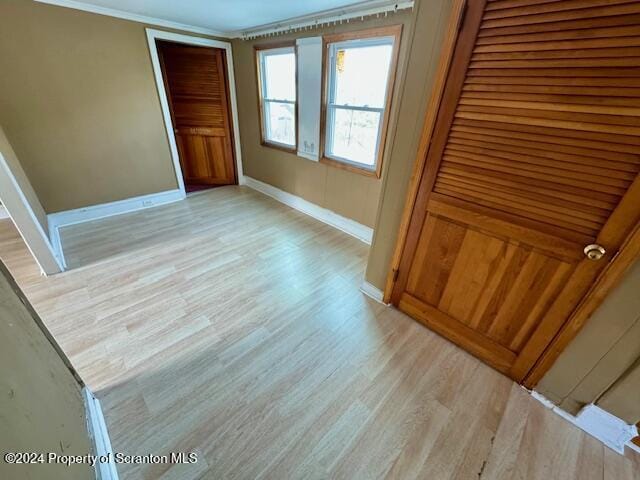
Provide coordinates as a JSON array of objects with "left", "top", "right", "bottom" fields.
[
  {"left": 382, "top": 0, "right": 467, "bottom": 304},
  {"left": 383, "top": 0, "right": 640, "bottom": 387},
  {"left": 145, "top": 29, "right": 244, "bottom": 196}
]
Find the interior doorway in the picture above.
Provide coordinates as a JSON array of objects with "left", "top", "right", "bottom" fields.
[{"left": 157, "top": 40, "right": 237, "bottom": 193}]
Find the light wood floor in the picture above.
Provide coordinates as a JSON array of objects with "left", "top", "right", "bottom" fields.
[{"left": 1, "top": 186, "right": 638, "bottom": 480}]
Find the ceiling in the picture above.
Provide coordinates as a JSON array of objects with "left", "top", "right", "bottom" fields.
[{"left": 50, "top": 0, "right": 381, "bottom": 34}]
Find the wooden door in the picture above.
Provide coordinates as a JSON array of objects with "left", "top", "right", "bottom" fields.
[
  {"left": 157, "top": 41, "right": 236, "bottom": 189},
  {"left": 391, "top": 0, "right": 640, "bottom": 383}
]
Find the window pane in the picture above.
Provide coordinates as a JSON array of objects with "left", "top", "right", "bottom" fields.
[
  {"left": 327, "top": 108, "right": 381, "bottom": 167},
  {"left": 333, "top": 43, "right": 392, "bottom": 108},
  {"left": 264, "top": 52, "right": 296, "bottom": 101},
  {"left": 265, "top": 101, "right": 295, "bottom": 146}
]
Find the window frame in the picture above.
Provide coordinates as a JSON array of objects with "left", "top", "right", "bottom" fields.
[
  {"left": 320, "top": 25, "right": 402, "bottom": 178},
  {"left": 255, "top": 42, "right": 298, "bottom": 153}
]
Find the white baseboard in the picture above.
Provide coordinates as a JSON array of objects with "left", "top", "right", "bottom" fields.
[
  {"left": 47, "top": 189, "right": 185, "bottom": 229},
  {"left": 83, "top": 387, "right": 118, "bottom": 480},
  {"left": 243, "top": 176, "right": 373, "bottom": 244},
  {"left": 531, "top": 391, "right": 638, "bottom": 454},
  {"left": 0, "top": 205, "right": 9, "bottom": 220},
  {"left": 47, "top": 189, "right": 185, "bottom": 267},
  {"left": 360, "top": 280, "right": 387, "bottom": 304},
  {"left": 48, "top": 222, "right": 67, "bottom": 269}
]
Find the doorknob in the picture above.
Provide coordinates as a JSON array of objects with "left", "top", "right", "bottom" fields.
[{"left": 584, "top": 244, "right": 606, "bottom": 261}]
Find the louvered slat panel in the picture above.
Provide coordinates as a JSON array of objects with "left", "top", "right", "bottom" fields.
[
  {"left": 452, "top": 118, "right": 640, "bottom": 147},
  {"left": 447, "top": 136, "right": 638, "bottom": 175},
  {"left": 471, "top": 47, "right": 640, "bottom": 60},
  {"left": 433, "top": 3, "right": 640, "bottom": 240},
  {"left": 448, "top": 132, "right": 640, "bottom": 170},
  {"left": 478, "top": 13, "right": 640, "bottom": 37},
  {"left": 437, "top": 178, "right": 607, "bottom": 225},
  {"left": 439, "top": 164, "right": 620, "bottom": 208},
  {"left": 460, "top": 91, "right": 640, "bottom": 107},
  {"left": 481, "top": 3, "right": 640, "bottom": 29},
  {"left": 476, "top": 25, "right": 640, "bottom": 44},
  {"left": 463, "top": 83, "right": 640, "bottom": 97},
  {"left": 483, "top": 0, "right": 639, "bottom": 20}
]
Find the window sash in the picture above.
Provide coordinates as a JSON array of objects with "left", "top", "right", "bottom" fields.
[
  {"left": 263, "top": 99, "right": 296, "bottom": 105},
  {"left": 327, "top": 104, "right": 383, "bottom": 113},
  {"left": 325, "top": 37, "right": 394, "bottom": 168},
  {"left": 258, "top": 46, "right": 296, "bottom": 148},
  {"left": 325, "top": 105, "right": 382, "bottom": 171},
  {"left": 264, "top": 100, "right": 296, "bottom": 147}
]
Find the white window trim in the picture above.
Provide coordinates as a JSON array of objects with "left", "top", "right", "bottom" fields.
[
  {"left": 324, "top": 36, "right": 396, "bottom": 172},
  {"left": 257, "top": 46, "right": 297, "bottom": 150}
]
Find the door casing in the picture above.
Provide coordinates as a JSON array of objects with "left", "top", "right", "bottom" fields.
[{"left": 145, "top": 29, "right": 244, "bottom": 196}]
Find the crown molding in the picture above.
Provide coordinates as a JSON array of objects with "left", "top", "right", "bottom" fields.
[
  {"left": 34, "top": 0, "right": 229, "bottom": 37},
  {"left": 33, "top": 0, "right": 414, "bottom": 40},
  {"left": 233, "top": 0, "right": 415, "bottom": 39}
]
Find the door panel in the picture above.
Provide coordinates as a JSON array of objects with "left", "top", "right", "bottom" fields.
[
  {"left": 403, "top": 211, "right": 574, "bottom": 371},
  {"left": 158, "top": 41, "right": 236, "bottom": 188},
  {"left": 175, "top": 127, "right": 234, "bottom": 185},
  {"left": 392, "top": 0, "right": 640, "bottom": 382}
]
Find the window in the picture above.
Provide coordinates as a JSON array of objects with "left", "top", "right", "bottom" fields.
[
  {"left": 256, "top": 46, "right": 297, "bottom": 149},
  {"left": 323, "top": 27, "right": 400, "bottom": 176}
]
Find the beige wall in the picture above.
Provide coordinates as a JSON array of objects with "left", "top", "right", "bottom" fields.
[
  {"left": 0, "top": 262, "right": 93, "bottom": 480},
  {"left": 0, "top": 124, "right": 48, "bottom": 235},
  {"left": 0, "top": 1, "right": 179, "bottom": 213},
  {"left": 537, "top": 260, "right": 640, "bottom": 424},
  {"left": 231, "top": 9, "right": 416, "bottom": 228},
  {"left": 598, "top": 358, "right": 640, "bottom": 425},
  {"left": 364, "top": 0, "right": 454, "bottom": 288}
]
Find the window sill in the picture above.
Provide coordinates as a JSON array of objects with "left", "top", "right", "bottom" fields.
[
  {"left": 261, "top": 141, "right": 297, "bottom": 155},
  {"left": 321, "top": 156, "right": 380, "bottom": 178}
]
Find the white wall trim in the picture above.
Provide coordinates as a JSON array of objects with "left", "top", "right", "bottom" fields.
[
  {"left": 235, "top": 0, "right": 414, "bottom": 39},
  {"left": 244, "top": 176, "right": 373, "bottom": 244},
  {"left": 34, "top": 0, "right": 228, "bottom": 37},
  {"left": 145, "top": 29, "right": 245, "bottom": 196},
  {"left": 0, "top": 205, "right": 9, "bottom": 220},
  {"left": 0, "top": 151, "right": 63, "bottom": 275},
  {"left": 48, "top": 223, "right": 67, "bottom": 270},
  {"left": 83, "top": 387, "right": 118, "bottom": 480},
  {"left": 531, "top": 391, "right": 638, "bottom": 454},
  {"left": 360, "top": 280, "right": 387, "bottom": 304},
  {"left": 47, "top": 189, "right": 184, "bottom": 229},
  {"left": 47, "top": 189, "right": 184, "bottom": 268}
]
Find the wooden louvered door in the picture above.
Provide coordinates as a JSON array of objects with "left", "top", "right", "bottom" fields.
[
  {"left": 158, "top": 41, "right": 236, "bottom": 190},
  {"left": 391, "top": 0, "right": 640, "bottom": 382}
]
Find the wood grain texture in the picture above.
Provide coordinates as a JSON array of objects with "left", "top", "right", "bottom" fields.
[
  {"left": 390, "top": 0, "right": 640, "bottom": 383},
  {"left": 0, "top": 187, "right": 638, "bottom": 479},
  {"left": 158, "top": 41, "right": 236, "bottom": 188},
  {"left": 382, "top": 0, "right": 468, "bottom": 303},
  {"left": 525, "top": 222, "right": 640, "bottom": 387}
]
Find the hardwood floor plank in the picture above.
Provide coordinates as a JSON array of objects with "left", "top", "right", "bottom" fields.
[{"left": 0, "top": 186, "right": 636, "bottom": 480}]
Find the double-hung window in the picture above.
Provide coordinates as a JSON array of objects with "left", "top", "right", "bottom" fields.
[
  {"left": 323, "top": 28, "right": 400, "bottom": 176},
  {"left": 256, "top": 46, "right": 297, "bottom": 149}
]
